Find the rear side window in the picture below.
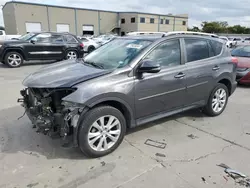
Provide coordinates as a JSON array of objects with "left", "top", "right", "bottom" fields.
[
  {"left": 64, "top": 35, "right": 78, "bottom": 43},
  {"left": 209, "top": 40, "right": 223, "bottom": 56},
  {"left": 185, "top": 38, "right": 209, "bottom": 62}
]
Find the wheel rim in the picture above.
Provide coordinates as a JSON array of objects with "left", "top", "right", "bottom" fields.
[
  {"left": 88, "top": 115, "right": 121, "bottom": 152},
  {"left": 67, "top": 51, "right": 77, "bottom": 59},
  {"left": 7, "top": 54, "right": 21, "bottom": 66},
  {"left": 212, "top": 88, "right": 227, "bottom": 113}
]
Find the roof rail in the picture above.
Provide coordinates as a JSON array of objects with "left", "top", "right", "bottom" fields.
[{"left": 162, "top": 31, "right": 219, "bottom": 38}]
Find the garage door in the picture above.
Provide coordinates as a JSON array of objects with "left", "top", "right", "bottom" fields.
[
  {"left": 25, "top": 22, "right": 41, "bottom": 33},
  {"left": 56, "top": 24, "right": 70, "bottom": 32},
  {"left": 82, "top": 25, "right": 94, "bottom": 35}
]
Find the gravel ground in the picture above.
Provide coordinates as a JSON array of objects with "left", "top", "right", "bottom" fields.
[{"left": 0, "top": 62, "right": 250, "bottom": 188}]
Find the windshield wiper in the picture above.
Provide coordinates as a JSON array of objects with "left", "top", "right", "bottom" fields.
[{"left": 83, "top": 60, "right": 104, "bottom": 69}]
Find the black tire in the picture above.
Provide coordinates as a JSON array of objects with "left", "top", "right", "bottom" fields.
[
  {"left": 203, "top": 83, "right": 229, "bottom": 117},
  {"left": 4, "top": 51, "right": 24, "bottom": 68},
  {"left": 65, "top": 50, "right": 78, "bottom": 60},
  {"left": 78, "top": 106, "right": 126, "bottom": 158},
  {"left": 88, "top": 46, "right": 95, "bottom": 53}
]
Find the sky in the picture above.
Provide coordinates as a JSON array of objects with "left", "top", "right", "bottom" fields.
[{"left": 1, "top": 0, "right": 250, "bottom": 28}]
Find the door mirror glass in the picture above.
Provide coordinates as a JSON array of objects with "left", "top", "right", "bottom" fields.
[{"left": 138, "top": 60, "right": 161, "bottom": 73}]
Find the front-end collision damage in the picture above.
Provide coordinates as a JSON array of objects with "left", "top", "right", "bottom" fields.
[{"left": 18, "top": 87, "right": 85, "bottom": 147}]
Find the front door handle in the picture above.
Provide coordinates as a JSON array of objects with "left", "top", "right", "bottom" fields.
[
  {"left": 174, "top": 72, "right": 185, "bottom": 79},
  {"left": 212, "top": 65, "right": 220, "bottom": 71}
]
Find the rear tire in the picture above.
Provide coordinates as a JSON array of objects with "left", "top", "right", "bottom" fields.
[
  {"left": 78, "top": 106, "right": 126, "bottom": 158},
  {"left": 203, "top": 83, "right": 229, "bottom": 116},
  {"left": 4, "top": 51, "right": 23, "bottom": 68},
  {"left": 65, "top": 50, "right": 78, "bottom": 60}
]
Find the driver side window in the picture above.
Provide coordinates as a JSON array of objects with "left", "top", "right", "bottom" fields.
[{"left": 145, "top": 39, "right": 181, "bottom": 67}]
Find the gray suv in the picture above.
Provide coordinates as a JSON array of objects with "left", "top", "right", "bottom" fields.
[{"left": 18, "top": 32, "right": 237, "bottom": 157}]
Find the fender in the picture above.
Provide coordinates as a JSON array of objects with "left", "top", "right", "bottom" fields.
[{"left": 3, "top": 47, "right": 27, "bottom": 59}]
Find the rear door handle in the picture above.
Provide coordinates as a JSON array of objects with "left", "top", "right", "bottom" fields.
[
  {"left": 174, "top": 72, "right": 185, "bottom": 79},
  {"left": 212, "top": 66, "right": 220, "bottom": 71}
]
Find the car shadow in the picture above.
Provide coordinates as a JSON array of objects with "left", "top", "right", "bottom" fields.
[
  {"left": 0, "top": 106, "right": 205, "bottom": 160},
  {"left": 126, "top": 108, "right": 205, "bottom": 135}
]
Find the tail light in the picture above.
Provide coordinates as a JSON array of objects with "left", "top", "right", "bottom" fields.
[
  {"left": 231, "top": 57, "right": 238, "bottom": 64},
  {"left": 80, "top": 43, "right": 84, "bottom": 48}
]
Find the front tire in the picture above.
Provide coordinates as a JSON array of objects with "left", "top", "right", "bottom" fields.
[
  {"left": 78, "top": 106, "right": 126, "bottom": 158},
  {"left": 203, "top": 83, "right": 229, "bottom": 116},
  {"left": 4, "top": 51, "right": 23, "bottom": 68}
]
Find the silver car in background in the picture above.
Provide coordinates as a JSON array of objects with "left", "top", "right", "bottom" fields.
[{"left": 78, "top": 36, "right": 101, "bottom": 53}]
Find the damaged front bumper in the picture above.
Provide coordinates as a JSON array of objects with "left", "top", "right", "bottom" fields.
[{"left": 17, "top": 88, "right": 85, "bottom": 147}]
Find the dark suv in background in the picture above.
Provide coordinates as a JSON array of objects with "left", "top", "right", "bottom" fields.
[
  {"left": 18, "top": 32, "right": 237, "bottom": 158},
  {"left": 0, "top": 32, "right": 84, "bottom": 68}
]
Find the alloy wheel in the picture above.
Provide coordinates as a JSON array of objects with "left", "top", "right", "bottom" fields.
[
  {"left": 212, "top": 88, "right": 227, "bottom": 113},
  {"left": 66, "top": 51, "right": 77, "bottom": 59},
  {"left": 87, "top": 115, "right": 121, "bottom": 151},
  {"left": 7, "top": 54, "right": 22, "bottom": 67}
]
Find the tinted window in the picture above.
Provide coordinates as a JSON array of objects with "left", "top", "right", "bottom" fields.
[
  {"left": 121, "top": 18, "right": 125, "bottom": 24},
  {"left": 32, "top": 33, "right": 52, "bottom": 43},
  {"left": 165, "top": 20, "right": 170, "bottom": 24},
  {"left": 150, "top": 18, "right": 154, "bottom": 24},
  {"left": 140, "top": 17, "right": 145, "bottom": 23},
  {"left": 185, "top": 39, "right": 209, "bottom": 62},
  {"left": 64, "top": 35, "right": 78, "bottom": 43},
  {"left": 131, "top": 17, "right": 135, "bottom": 23},
  {"left": 145, "top": 40, "right": 181, "bottom": 67},
  {"left": 50, "top": 34, "right": 64, "bottom": 43},
  {"left": 209, "top": 40, "right": 223, "bottom": 56},
  {"left": 234, "top": 38, "right": 241, "bottom": 41},
  {"left": 160, "top": 19, "right": 163, "bottom": 24}
]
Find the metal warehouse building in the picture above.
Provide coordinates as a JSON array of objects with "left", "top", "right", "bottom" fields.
[{"left": 3, "top": 1, "right": 188, "bottom": 36}]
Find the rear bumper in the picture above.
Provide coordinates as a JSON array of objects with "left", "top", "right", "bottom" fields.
[{"left": 236, "top": 69, "right": 250, "bottom": 84}]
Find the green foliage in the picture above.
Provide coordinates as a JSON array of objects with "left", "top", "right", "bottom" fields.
[{"left": 200, "top": 21, "right": 250, "bottom": 34}]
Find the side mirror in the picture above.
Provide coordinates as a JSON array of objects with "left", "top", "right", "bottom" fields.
[
  {"left": 30, "top": 39, "right": 36, "bottom": 44},
  {"left": 138, "top": 60, "right": 161, "bottom": 73}
]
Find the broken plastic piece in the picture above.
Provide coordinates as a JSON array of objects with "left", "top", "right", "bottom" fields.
[
  {"left": 144, "top": 139, "right": 166, "bottom": 149},
  {"left": 225, "top": 168, "right": 247, "bottom": 178}
]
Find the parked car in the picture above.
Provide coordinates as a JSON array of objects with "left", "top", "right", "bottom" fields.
[
  {"left": 18, "top": 32, "right": 237, "bottom": 157},
  {"left": 78, "top": 36, "right": 101, "bottom": 53},
  {"left": 0, "top": 32, "right": 84, "bottom": 68},
  {"left": 228, "top": 37, "right": 244, "bottom": 46},
  {"left": 219, "top": 36, "right": 233, "bottom": 48},
  {"left": 231, "top": 44, "right": 250, "bottom": 84},
  {"left": 0, "top": 29, "right": 21, "bottom": 41},
  {"left": 244, "top": 37, "right": 250, "bottom": 43},
  {"left": 92, "top": 34, "right": 116, "bottom": 45}
]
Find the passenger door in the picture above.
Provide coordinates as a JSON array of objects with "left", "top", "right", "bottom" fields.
[
  {"left": 183, "top": 38, "right": 222, "bottom": 106},
  {"left": 24, "top": 33, "right": 51, "bottom": 60},
  {"left": 42, "top": 34, "right": 65, "bottom": 60},
  {"left": 134, "top": 39, "right": 187, "bottom": 119}
]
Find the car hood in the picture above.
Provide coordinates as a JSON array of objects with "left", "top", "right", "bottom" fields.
[
  {"left": 23, "top": 59, "right": 112, "bottom": 88},
  {"left": 236, "top": 57, "right": 250, "bottom": 68}
]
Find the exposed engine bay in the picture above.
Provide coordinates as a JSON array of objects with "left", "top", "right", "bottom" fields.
[{"left": 18, "top": 87, "right": 84, "bottom": 147}]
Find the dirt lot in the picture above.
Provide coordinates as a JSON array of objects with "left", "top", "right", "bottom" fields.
[{"left": 0, "top": 62, "right": 250, "bottom": 188}]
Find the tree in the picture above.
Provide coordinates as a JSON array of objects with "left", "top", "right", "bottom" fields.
[
  {"left": 200, "top": 21, "right": 250, "bottom": 34},
  {"left": 188, "top": 26, "right": 200, "bottom": 32}
]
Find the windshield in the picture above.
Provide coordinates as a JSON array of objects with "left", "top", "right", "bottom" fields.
[
  {"left": 231, "top": 45, "right": 250, "bottom": 57},
  {"left": 19, "top": 33, "right": 36, "bottom": 41},
  {"left": 83, "top": 38, "right": 152, "bottom": 69}
]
